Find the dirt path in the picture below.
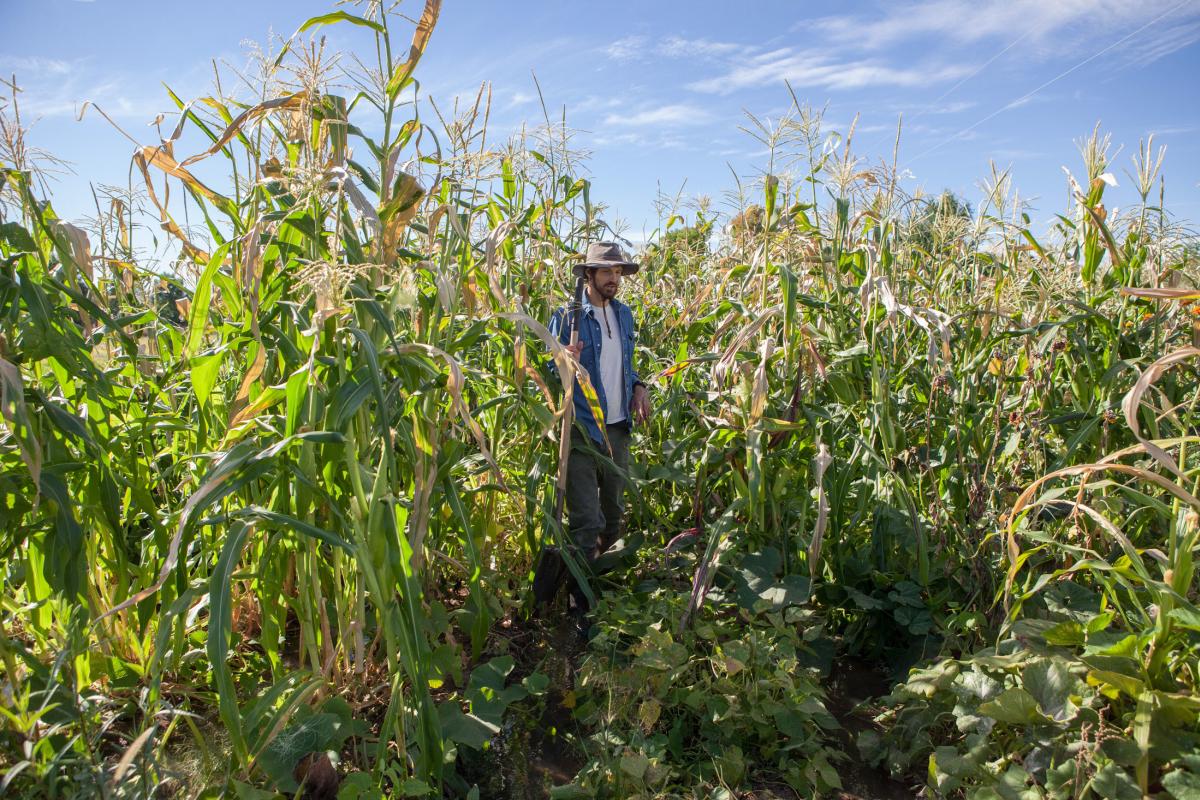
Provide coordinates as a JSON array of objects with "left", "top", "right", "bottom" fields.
[
  {"left": 823, "top": 657, "right": 917, "bottom": 800},
  {"left": 455, "top": 616, "right": 587, "bottom": 799}
]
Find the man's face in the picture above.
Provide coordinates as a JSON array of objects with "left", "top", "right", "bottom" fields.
[{"left": 589, "top": 266, "right": 622, "bottom": 300}]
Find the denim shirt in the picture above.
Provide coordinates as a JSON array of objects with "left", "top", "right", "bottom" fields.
[{"left": 548, "top": 296, "right": 641, "bottom": 447}]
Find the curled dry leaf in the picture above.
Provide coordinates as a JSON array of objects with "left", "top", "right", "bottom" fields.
[
  {"left": 379, "top": 171, "right": 425, "bottom": 258},
  {"left": 1121, "top": 346, "right": 1200, "bottom": 482},
  {"left": 496, "top": 311, "right": 611, "bottom": 455},
  {"left": 862, "top": 275, "right": 952, "bottom": 368},
  {"left": 426, "top": 202, "right": 471, "bottom": 250},
  {"left": 110, "top": 725, "right": 157, "bottom": 789},
  {"left": 1121, "top": 287, "right": 1200, "bottom": 302},
  {"left": 138, "top": 146, "right": 231, "bottom": 209},
  {"left": 482, "top": 220, "right": 516, "bottom": 307},
  {"left": 133, "top": 149, "right": 214, "bottom": 260},
  {"left": 226, "top": 347, "right": 267, "bottom": 435},
  {"left": 749, "top": 338, "right": 775, "bottom": 424},
  {"left": 179, "top": 92, "right": 307, "bottom": 168},
  {"left": 387, "top": 342, "right": 506, "bottom": 490},
  {"left": 713, "top": 304, "right": 781, "bottom": 386},
  {"left": 50, "top": 220, "right": 95, "bottom": 335},
  {"left": 1006, "top": 460, "right": 1200, "bottom": 604},
  {"left": 385, "top": 0, "right": 442, "bottom": 99}
]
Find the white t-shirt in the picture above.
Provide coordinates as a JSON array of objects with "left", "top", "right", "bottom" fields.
[{"left": 597, "top": 303, "right": 626, "bottom": 424}]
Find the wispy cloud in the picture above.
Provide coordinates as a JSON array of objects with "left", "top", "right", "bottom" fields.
[
  {"left": 604, "top": 34, "right": 747, "bottom": 62},
  {"left": 894, "top": 100, "right": 977, "bottom": 116},
  {"left": 809, "top": 0, "right": 1199, "bottom": 59},
  {"left": 0, "top": 55, "right": 76, "bottom": 77},
  {"left": 1003, "top": 96, "right": 1036, "bottom": 111},
  {"left": 569, "top": 94, "right": 627, "bottom": 114},
  {"left": 605, "top": 35, "right": 648, "bottom": 62},
  {"left": 658, "top": 35, "right": 742, "bottom": 58},
  {"left": 591, "top": 130, "right": 696, "bottom": 151},
  {"left": 5, "top": 57, "right": 207, "bottom": 123},
  {"left": 687, "top": 48, "right": 969, "bottom": 94},
  {"left": 504, "top": 91, "right": 534, "bottom": 110},
  {"left": 20, "top": 80, "right": 171, "bottom": 121},
  {"left": 603, "top": 104, "right": 712, "bottom": 127},
  {"left": 1123, "top": 18, "right": 1200, "bottom": 67},
  {"left": 855, "top": 123, "right": 900, "bottom": 135},
  {"left": 1147, "top": 123, "right": 1200, "bottom": 136}
]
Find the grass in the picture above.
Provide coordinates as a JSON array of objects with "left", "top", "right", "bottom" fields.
[{"left": 2, "top": 3, "right": 1200, "bottom": 798}]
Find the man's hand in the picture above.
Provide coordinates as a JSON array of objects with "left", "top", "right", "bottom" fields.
[
  {"left": 632, "top": 384, "right": 651, "bottom": 424},
  {"left": 565, "top": 342, "right": 583, "bottom": 359}
]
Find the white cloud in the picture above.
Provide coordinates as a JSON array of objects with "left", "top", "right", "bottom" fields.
[
  {"left": 570, "top": 94, "right": 627, "bottom": 114},
  {"left": 504, "top": 91, "right": 535, "bottom": 110},
  {"left": 13, "top": 76, "right": 166, "bottom": 121},
  {"left": 658, "top": 35, "right": 742, "bottom": 58},
  {"left": 603, "top": 34, "right": 747, "bottom": 62},
  {"left": 605, "top": 35, "right": 648, "bottom": 62},
  {"left": 687, "top": 48, "right": 970, "bottom": 94},
  {"left": 602, "top": 104, "right": 712, "bottom": 127},
  {"left": 1123, "top": 19, "right": 1200, "bottom": 67},
  {"left": 591, "top": 130, "right": 695, "bottom": 151},
  {"left": 0, "top": 55, "right": 76, "bottom": 77},
  {"left": 6, "top": 58, "right": 207, "bottom": 124},
  {"left": 592, "top": 132, "right": 647, "bottom": 146},
  {"left": 1147, "top": 123, "right": 1200, "bottom": 136},
  {"left": 810, "top": 0, "right": 1199, "bottom": 57}
]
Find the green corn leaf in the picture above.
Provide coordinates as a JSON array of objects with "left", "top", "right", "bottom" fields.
[
  {"left": 208, "top": 521, "right": 250, "bottom": 762},
  {"left": 186, "top": 241, "right": 233, "bottom": 359},
  {"left": 190, "top": 349, "right": 225, "bottom": 412}
]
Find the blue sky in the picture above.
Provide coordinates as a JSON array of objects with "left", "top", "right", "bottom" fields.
[{"left": 3, "top": 0, "right": 1200, "bottom": 245}]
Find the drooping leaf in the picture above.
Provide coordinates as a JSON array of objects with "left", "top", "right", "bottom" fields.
[
  {"left": 437, "top": 702, "right": 497, "bottom": 750},
  {"left": 978, "top": 688, "right": 1054, "bottom": 726},
  {"left": 385, "top": 0, "right": 442, "bottom": 99},
  {"left": 1023, "top": 658, "right": 1080, "bottom": 722}
]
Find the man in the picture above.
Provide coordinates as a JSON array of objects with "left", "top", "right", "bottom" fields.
[{"left": 548, "top": 242, "right": 651, "bottom": 613}]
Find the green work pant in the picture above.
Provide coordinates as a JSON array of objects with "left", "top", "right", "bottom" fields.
[{"left": 566, "top": 421, "right": 631, "bottom": 562}]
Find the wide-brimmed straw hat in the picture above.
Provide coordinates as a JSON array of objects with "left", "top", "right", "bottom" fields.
[{"left": 574, "top": 241, "right": 640, "bottom": 276}]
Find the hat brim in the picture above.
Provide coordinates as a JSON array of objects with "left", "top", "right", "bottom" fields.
[{"left": 576, "top": 260, "right": 640, "bottom": 275}]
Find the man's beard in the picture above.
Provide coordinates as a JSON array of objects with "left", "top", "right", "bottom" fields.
[{"left": 596, "top": 281, "right": 619, "bottom": 300}]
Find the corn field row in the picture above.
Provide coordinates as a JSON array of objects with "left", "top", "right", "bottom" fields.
[{"left": 2, "top": 4, "right": 1200, "bottom": 798}]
